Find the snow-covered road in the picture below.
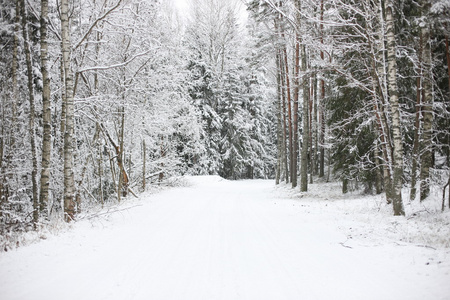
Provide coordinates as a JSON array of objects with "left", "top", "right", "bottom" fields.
[{"left": 1, "top": 176, "right": 449, "bottom": 300}]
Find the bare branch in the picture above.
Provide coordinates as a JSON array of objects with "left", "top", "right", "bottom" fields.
[
  {"left": 74, "top": 0, "right": 124, "bottom": 50},
  {"left": 77, "top": 49, "right": 154, "bottom": 73}
]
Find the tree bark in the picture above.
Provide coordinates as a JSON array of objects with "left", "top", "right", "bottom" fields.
[
  {"left": 310, "top": 75, "right": 316, "bottom": 183},
  {"left": 374, "top": 139, "right": 383, "bottom": 194},
  {"left": 39, "top": 0, "right": 52, "bottom": 217},
  {"left": 61, "top": 0, "right": 76, "bottom": 221},
  {"left": 275, "top": 51, "right": 283, "bottom": 185},
  {"left": 142, "top": 140, "right": 146, "bottom": 191},
  {"left": 20, "top": 0, "right": 39, "bottom": 224},
  {"left": 385, "top": 0, "right": 405, "bottom": 215},
  {"left": 419, "top": 0, "right": 433, "bottom": 202},
  {"left": 318, "top": 0, "right": 325, "bottom": 178},
  {"left": 282, "top": 47, "right": 293, "bottom": 185},
  {"left": 279, "top": 52, "right": 289, "bottom": 183},
  {"left": 312, "top": 74, "right": 318, "bottom": 177},
  {"left": 446, "top": 35, "right": 450, "bottom": 209},
  {"left": 410, "top": 73, "right": 422, "bottom": 201},
  {"left": 292, "top": 32, "right": 300, "bottom": 188},
  {"left": 118, "top": 106, "right": 127, "bottom": 200},
  {"left": 300, "top": 43, "right": 309, "bottom": 192}
]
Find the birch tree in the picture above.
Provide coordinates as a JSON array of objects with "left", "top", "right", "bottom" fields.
[
  {"left": 384, "top": 0, "right": 405, "bottom": 215},
  {"left": 60, "top": 0, "right": 76, "bottom": 221}
]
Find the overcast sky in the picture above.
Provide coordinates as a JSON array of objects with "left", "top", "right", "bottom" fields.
[
  {"left": 173, "top": 0, "right": 189, "bottom": 14},
  {"left": 172, "top": 0, "right": 248, "bottom": 25}
]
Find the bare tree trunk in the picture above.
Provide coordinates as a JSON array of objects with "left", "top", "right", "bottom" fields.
[
  {"left": 12, "top": 0, "right": 19, "bottom": 131},
  {"left": 279, "top": 52, "right": 289, "bottom": 183},
  {"left": 446, "top": 35, "right": 450, "bottom": 209},
  {"left": 60, "top": 59, "right": 66, "bottom": 156},
  {"left": 292, "top": 32, "right": 300, "bottom": 188},
  {"left": 446, "top": 35, "right": 450, "bottom": 94},
  {"left": 312, "top": 74, "right": 318, "bottom": 177},
  {"left": 39, "top": 0, "right": 51, "bottom": 217},
  {"left": 282, "top": 47, "right": 293, "bottom": 185},
  {"left": 275, "top": 51, "right": 283, "bottom": 185},
  {"left": 20, "top": 0, "right": 39, "bottom": 224},
  {"left": 300, "top": 43, "right": 309, "bottom": 192},
  {"left": 385, "top": 0, "right": 405, "bottom": 215},
  {"left": 410, "top": 70, "right": 422, "bottom": 201},
  {"left": 117, "top": 107, "right": 127, "bottom": 201},
  {"left": 142, "top": 140, "right": 146, "bottom": 191},
  {"left": 61, "top": 0, "right": 76, "bottom": 221},
  {"left": 374, "top": 139, "right": 383, "bottom": 194},
  {"left": 99, "top": 144, "right": 104, "bottom": 207},
  {"left": 318, "top": 0, "right": 325, "bottom": 178},
  {"left": 159, "top": 136, "right": 166, "bottom": 182},
  {"left": 309, "top": 75, "right": 315, "bottom": 184},
  {"left": 419, "top": 0, "right": 433, "bottom": 202}
]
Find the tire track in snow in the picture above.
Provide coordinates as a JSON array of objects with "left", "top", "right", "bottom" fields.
[{"left": 1, "top": 177, "right": 449, "bottom": 300}]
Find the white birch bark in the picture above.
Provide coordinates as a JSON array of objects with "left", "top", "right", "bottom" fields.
[
  {"left": 385, "top": 0, "right": 405, "bottom": 215},
  {"left": 61, "top": 0, "right": 76, "bottom": 221}
]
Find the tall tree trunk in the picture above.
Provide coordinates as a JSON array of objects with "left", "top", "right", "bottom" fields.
[
  {"left": 282, "top": 47, "right": 293, "bottom": 185},
  {"left": 419, "top": 0, "right": 433, "bottom": 202},
  {"left": 312, "top": 74, "right": 318, "bottom": 177},
  {"left": 277, "top": 11, "right": 293, "bottom": 184},
  {"left": 410, "top": 71, "right": 422, "bottom": 201},
  {"left": 275, "top": 51, "right": 283, "bottom": 185},
  {"left": 118, "top": 106, "right": 127, "bottom": 200},
  {"left": 292, "top": 33, "right": 300, "bottom": 188},
  {"left": 39, "top": 0, "right": 52, "bottom": 217},
  {"left": 61, "top": 0, "right": 76, "bottom": 221},
  {"left": 309, "top": 75, "right": 316, "bottom": 183},
  {"left": 12, "top": 0, "right": 19, "bottom": 132},
  {"left": 446, "top": 35, "right": 450, "bottom": 209},
  {"left": 446, "top": 35, "right": 450, "bottom": 93},
  {"left": 385, "top": 0, "right": 405, "bottom": 215},
  {"left": 300, "top": 43, "right": 309, "bottom": 192},
  {"left": 318, "top": 0, "right": 325, "bottom": 178},
  {"left": 20, "top": 0, "right": 39, "bottom": 224},
  {"left": 410, "top": 29, "right": 425, "bottom": 202},
  {"left": 279, "top": 53, "right": 289, "bottom": 183}
]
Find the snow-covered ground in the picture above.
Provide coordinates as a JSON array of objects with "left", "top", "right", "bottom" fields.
[{"left": 1, "top": 176, "right": 449, "bottom": 300}]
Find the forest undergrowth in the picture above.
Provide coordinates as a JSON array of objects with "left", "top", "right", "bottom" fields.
[{"left": 276, "top": 178, "right": 450, "bottom": 250}]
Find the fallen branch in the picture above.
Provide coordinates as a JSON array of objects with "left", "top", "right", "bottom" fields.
[
  {"left": 415, "top": 244, "right": 437, "bottom": 250},
  {"left": 339, "top": 239, "right": 353, "bottom": 249},
  {"left": 128, "top": 187, "right": 138, "bottom": 198},
  {"left": 85, "top": 204, "right": 143, "bottom": 220}
]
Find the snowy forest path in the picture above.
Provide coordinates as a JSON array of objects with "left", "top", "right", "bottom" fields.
[{"left": 1, "top": 176, "right": 449, "bottom": 300}]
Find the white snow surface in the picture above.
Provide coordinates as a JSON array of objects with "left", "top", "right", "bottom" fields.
[{"left": 1, "top": 176, "right": 450, "bottom": 300}]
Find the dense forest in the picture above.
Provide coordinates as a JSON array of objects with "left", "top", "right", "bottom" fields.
[{"left": 0, "top": 0, "right": 449, "bottom": 242}]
